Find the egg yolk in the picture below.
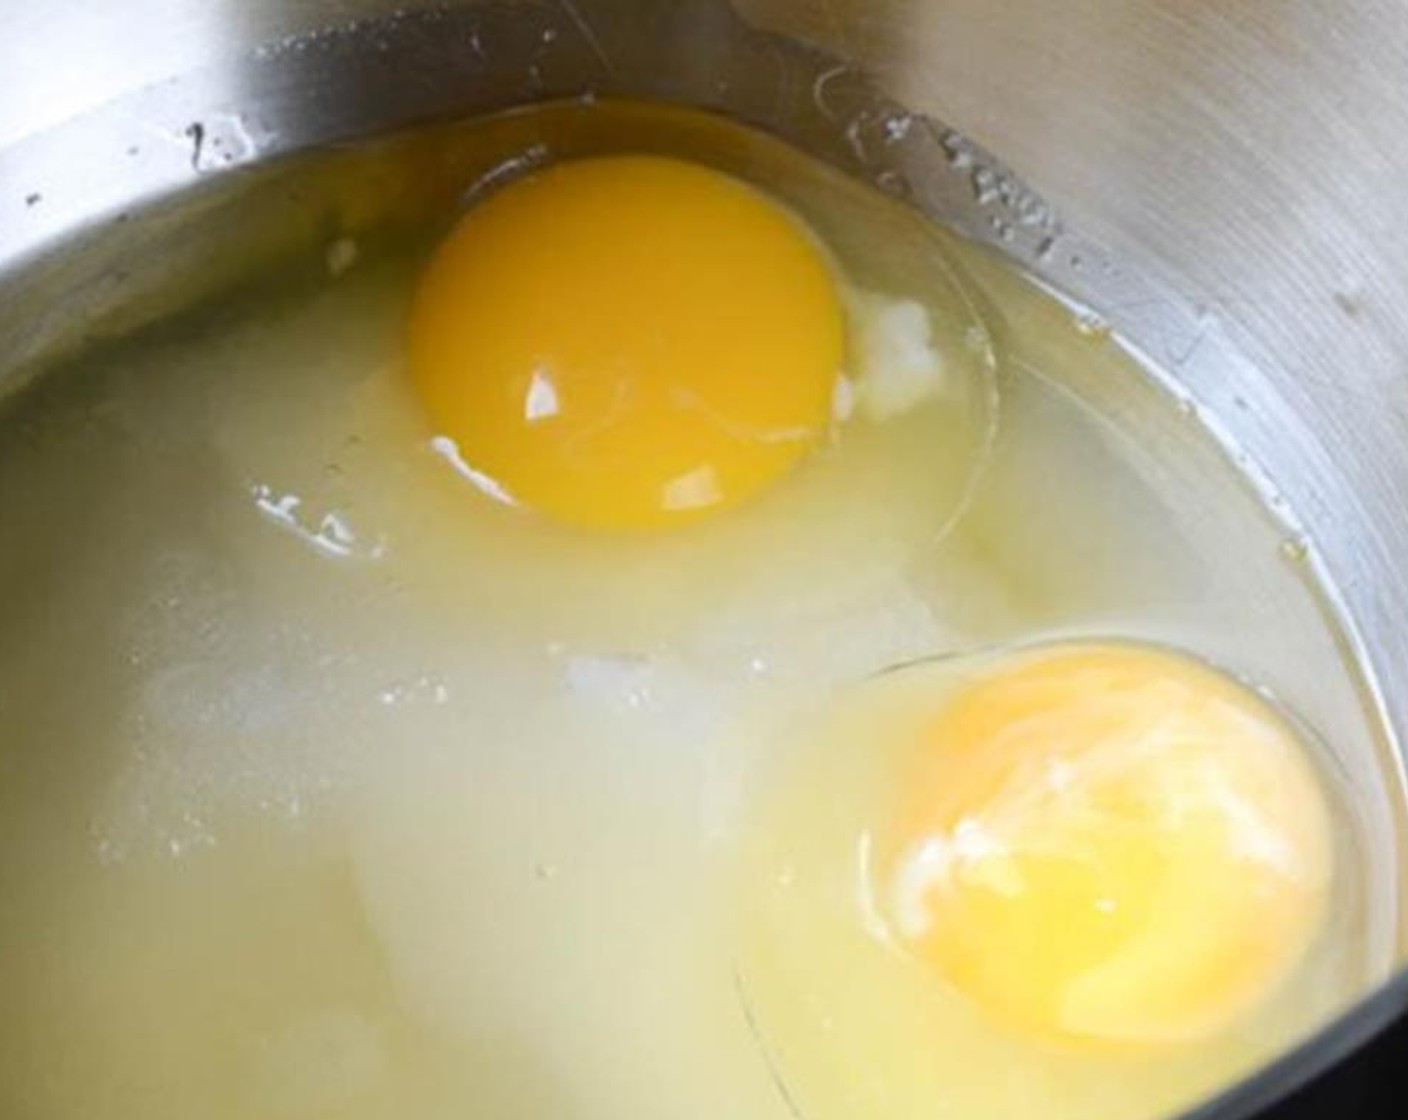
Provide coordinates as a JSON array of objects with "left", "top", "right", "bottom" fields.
[
  {"left": 883, "top": 644, "right": 1332, "bottom": 1046},
  {"left": 407, "top": 155, "right": 845, "bottom": 531}
]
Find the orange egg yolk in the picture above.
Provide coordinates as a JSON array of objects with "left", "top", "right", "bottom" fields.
[
  {"left": 883, "top": 644, "right": 1333, "bottom": 1046},
  {"left": 407, "top": 155, "right": 845, "bottom": 531}
]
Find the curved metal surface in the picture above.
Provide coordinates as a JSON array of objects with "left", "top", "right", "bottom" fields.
[{"left": 3, "top": 2, "right": 1408, "bottom": 1117}]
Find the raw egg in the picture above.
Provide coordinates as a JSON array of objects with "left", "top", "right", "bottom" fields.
[
  {"left": 739, "top": 641, "right": 1339, "bottom": 1119},
  {"left": 407, "top": 155, "right": 845, "bottom": 531},
  {"left": 881, "top": 642, "right": 1333, "bottom": 1046}
]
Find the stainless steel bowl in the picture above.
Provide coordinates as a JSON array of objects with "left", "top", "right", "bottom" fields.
[{"left": 4, "top": 2, "right": 1407, "bottom": 1116}]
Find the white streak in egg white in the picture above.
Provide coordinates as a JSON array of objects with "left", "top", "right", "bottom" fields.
[
  {"left": 889, "top": 836, "right": 947, "bottom": 939},
  {"left": 889, "top": 818, "right": 1013, "bottom": 939},
  {"left": 524, "top": 367, "right": 561, "bottom": 423},
  {"left": 662, "top": 464, "right": 722, "bottom": 511},
  {"left": 251, "top": 483, "right": 385, "bottom": 560},
  {"left": 856, "top": 829, "right": 897, "bottom": 946},
  {"left": 321, "top": 512, "right": 356, "bottom": 550},
  {"left": 429, "top": 435, "right": 518, "bottom": 506},
  {"left": 1091, "top": 712, "right": 1303, "bottom": 877},
  {"left": 831, "top": 374, "right": 856, "bottom": 424},
  {"left": 1202, "top": 766, "right": 1303, "bottom": 879},
  {"left": 849, "top": 293, "right": 947, "bottom": 422}
]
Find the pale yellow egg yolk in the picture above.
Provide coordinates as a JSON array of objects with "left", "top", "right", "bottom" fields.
[
  {"left": 883, "top": 644, "right": 1333, "bottom": 1047},
  {"left": 407, "top": 155, "right": 845, "bottom": 531}
]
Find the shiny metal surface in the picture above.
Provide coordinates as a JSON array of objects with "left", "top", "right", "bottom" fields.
[{"left": 3, "top": 1, "right": 1408, "bottom": 1116}]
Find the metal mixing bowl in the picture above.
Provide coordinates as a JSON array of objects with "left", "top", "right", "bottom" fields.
[{"left": 3, "top": 2, "right": 1407, "bottom": 1116}]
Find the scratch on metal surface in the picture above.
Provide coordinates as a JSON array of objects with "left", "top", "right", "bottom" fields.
[
  {"left": 1166, "top": 310, "right": 1214, "bottom": 369},
  {"left": 559, "top": 0, "right": 615, "bottom": 73},
  {"left": 467, "top": 26, "right": 486, "bottom": 62}
]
